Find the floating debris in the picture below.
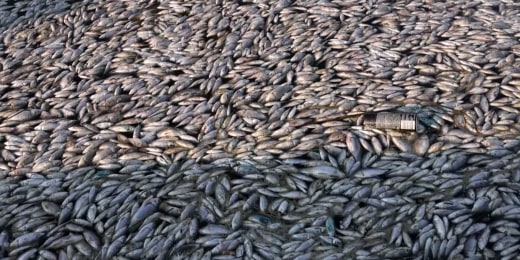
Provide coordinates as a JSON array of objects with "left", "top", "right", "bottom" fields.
[{"left": 362, "top": 112, "right": 417, "bottom": 131}]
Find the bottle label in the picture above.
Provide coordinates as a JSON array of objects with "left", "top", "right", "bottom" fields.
[
  {"left": 400, "top": 113, "right": 416, "bottom": 130},
  {"left": 375, "top": 113, "right": 416, "bottom": 130}
]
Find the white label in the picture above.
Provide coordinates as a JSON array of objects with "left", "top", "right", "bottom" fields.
[{"left": 400, "top": 120, "right": 415, "bottom": 130}]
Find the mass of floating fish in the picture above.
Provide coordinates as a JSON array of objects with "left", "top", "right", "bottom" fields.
[{"left": 1, "top": 0, "right": 520, "bottom": 259}]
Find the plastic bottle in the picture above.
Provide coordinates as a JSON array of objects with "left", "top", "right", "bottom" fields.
[{"left": 362, "top": 112, "right": 417, "bottom": 131}]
